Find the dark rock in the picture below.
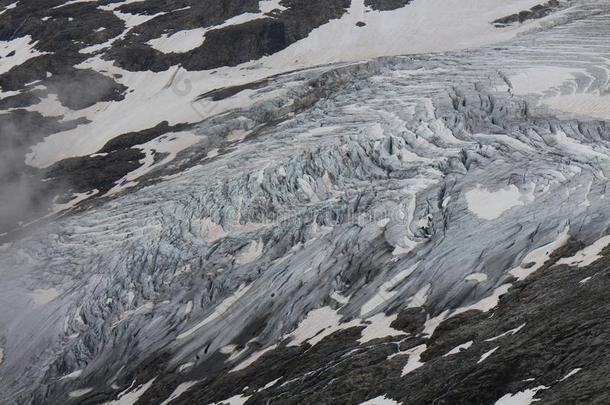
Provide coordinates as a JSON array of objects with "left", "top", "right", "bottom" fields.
[
  {"left": 364, "top": 0, "right": 412, "bottom": 12},
  {"left": 492, "top": 0, "right": 561, "bottom": 27}
]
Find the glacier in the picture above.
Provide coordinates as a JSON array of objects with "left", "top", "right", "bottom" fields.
[{"left": 2, "top": 0, "right": 610, "bottom": 404}]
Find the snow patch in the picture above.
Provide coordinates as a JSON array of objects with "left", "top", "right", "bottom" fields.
[
  {"left": 400, "top": 344, "right": 427, "bottom": 376},
  {"left": 510, "top": 226, "right": 570, "bottom": 281},
  {"left": 160, "top": 381, "right": 200, "bottom": 405},
  {"left": 231, "top": 344, "right": 277, "bottom": 372},
  {"left": 559, "top": 368, "right": 581, "bottom": 382},
  {"left": 102, "top": 378, "right": 156, "bottom": 405},
  {"left": 494, "top": 386, "right": 548, "bottom": 405},
  {"left": 288, "top": 306, "right": 357, "bottom": 347},
  {"left": 148, "top": 0, "right": 286, "bottom": 54},
  {"left": 359, "top": 395, "right": 402, "bottom": 405},
  {"left": 358, "top": 312, "right": 405, "bottom": 343},
  {"left": 60, "top": 369, "right": 83, "bottom": 380},
  {"left": 465, "top": 185, "right": 531, "bottom": 220},
  {"left": 509, "top": 67, "right": 583, "bottom": 96},
  {"left": 443, "top": 341, "right": 473, "bottom": 357},
  {"left": 486, "top": 323, "right": 526, "bottom": 342},
  {"left": 107, "top": 131, "right": 201, "bottom": 195},
  {"left": 477, "top": 347, "right": 499, "bottom": 364},
  {"left": 0, "top": 36, "right": 48, "bottom": 75},
  {"left": 556, "top": 235, "right": 610, "bottom": 268}
]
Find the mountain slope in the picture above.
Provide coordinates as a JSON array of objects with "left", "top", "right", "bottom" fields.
[{"left": 2, "top": 0, "right": 610, "bottom": 404}]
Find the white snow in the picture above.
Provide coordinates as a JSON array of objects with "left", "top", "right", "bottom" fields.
[
  {"left": 485, "top": 323, "right": 526, "bottom": 342},
  {"left": 160, "top": 381, "right": 200, "bottom": 405},
  {"left": 330, "top": 291, "right": 350, "bottom": 305},
  {"left": 443, "top": 341, "right": 473, "bottom": 357},
  {"left": 579, "top": 276, "right": 592, "bottom": 284},
  {"left": 406, "top": 284, "right": 430, "bottom": 309},
  {"left": 25, "top": 60, "right": 288, "bottom": 167},
  {"left": 477, "top": 347, "right": 499, "bottom": 364},
  {"left": 102, "top": 378, "right": 156, "bottom": 405},
  {"left": 358, "top": 312, "right": 405, "bottom": 343},
  {"left": 509, "top": 67, "right": 584, "bottom": 96},
  {"left": 25, "top": 0, "right": 553, "bottom": 169},
  {"left": 510, "top": 226, "right": 570, "bottom": 281},
  {"left": 107, "top": 131, "right": 201, "bottom": 195},
  {"left": 0, "top": 2, "right": 17, "bottom": 16},
  {"left": 60, "top": 369, "right": 83, "bottom": 380},
  {"left": 287, "top": 306, "right": 358, "bottom": 347},
  {"left": 494, "top": 386, "right": 548, "bottom": 405},
  {"left": 148, "top": 0, "right": 286, "bottom": 54},
  {"left": 69, "top": 388, "right": 94, "bottom": 398},
  {"left": 556, "top": 235, "right": 610, "bottom": 268},
  {"left": 0, "top": 36, "right": 47, "bottom": 75},
  {"left": 178, "top": 362, "right": 195, "bottom": 373},
  {"left": 58, "top": 0, "right": 96, "bottom": 6},
  {"left": 453, "top": 284, "right": 512, "bottom": 316},
  {"left": 400, "top": 344, "right": 427, "bottom": 376},
  {"left": 465, "top": 185, "right": 531, "bottom": 220},
  {"left": 230, "top": 344, "right": 277, "bottom": 372},
  {"left": 23, "top": 93, "right": 71, "bottom": 118},
  {"left": 559, "top": 368, "right": 581, "bottom": 382},
  {"left": 185, "top": 300, "right": 194, "bottom": 315},
  {"left": 259, "top": 377, "right": 281, "bottom": 391},
  {"left": 263, "top": 0, "right": 547, "bottom": 69},
  {"left": 359, "top": 395, "right": 402, "bottom": 405},
  {"left": 147, "top": 28, "right": 209, "bottom": 54},
  {"left": 52, "top": 190, "right": 99, "bottom": 213},
  {"left": 111, "top": 10, "right": 165, "bottom": 29},
  {"left": 177, "top": 283, "right": 252, "bottom": 340},
  {"left": 0, "top": 347, "right": 4, "bottom": 365},
  {"left": 220, "top": 344, "right": 237, "bottom": 354}
]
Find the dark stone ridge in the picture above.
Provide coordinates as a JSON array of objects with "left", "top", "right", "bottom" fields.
[
  {"left": 492, "top": 0, "right": 561, "bottom": 27},
  {"left": 0, "top": 109, "right": 86, "bottom": 150},
  {"left": 44, "top": 121, "right": 192, "bottom": 195},
  {"left": 364, "top": 0, "right": 413, "bottom": 12},
  {"left": 45, "top": 149, "right": 145, "bottom": 194},
  {"left": 43, "top": 69, "right": 128, "bottom": 110},
  {"left": 389, "top": 307, "right": 426, "bottom": 335},
  {"left": 99, "top": 121, "right": 192, "bottom": 153}
]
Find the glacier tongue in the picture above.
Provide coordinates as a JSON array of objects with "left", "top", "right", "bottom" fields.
[{"left": 2, "top": 1, "right": 610, "bottom": 403}]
